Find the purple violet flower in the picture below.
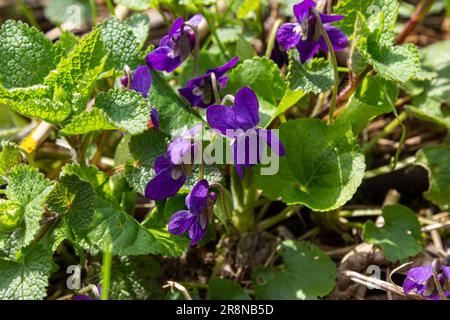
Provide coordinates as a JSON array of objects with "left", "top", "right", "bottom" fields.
[
  {"left": 178, "top": 57, "right": 239, "bottom": 108},
  {"left": 145, "top": 124, "right": 203, "bottom": 201},
  {"left": 276, "top": 0, "right": 348, "bottom": 64},
  {"left": 146, "top": 14, "right": 203, "bottom": 73},
  {"left": 120, "top": 65, "right": 160, "bottom": 130},
  {"left": 120, "top": 65, "right": 152, "bottom": 98},
  {"left": 168, "top": 179, "right": 217, "bottom": 246},
  {"left": 206, "top": 87, "right": 285, "bottom": 178},
  {"left": 403, "top": 264, "right": 450, "bottom": 300}
]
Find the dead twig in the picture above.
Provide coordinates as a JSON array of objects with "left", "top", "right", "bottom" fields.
[
  {"left": 163, "top": 281, "right": 192, "bottom": 300},
  {"left": 344, "top": 270, "right": 426, "bottom": 300}
]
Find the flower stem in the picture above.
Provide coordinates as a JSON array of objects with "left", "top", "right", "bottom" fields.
[
  {"left": 200, "top": 7, "right": 229, "bottom": 60},
  {"left": 363, "top": 111, "right": 408, "bottom": 154},
  {"left": 396, "top": 0, "right": 436, "bottom": 43},
  {"left": 258, "top": 205, "right": 299, "bottom": 231},
  {"left": 79, "top": 132, "right": 94, "bottom": 165},
  {"left": 105, "top": 0, "right": 115, "bottom": 16},
  {"left": 312, "top": 8, "right": 339, "bottom": 125},
  {"left": 101, "top": 242, "right": 112, "bottom": 300},
  {"left": 183, "top": 23, "right": 200, "bottom": 76},
  {"left": 210, "top": 182, "right": 233, "bottom": 226},
  {"left": 265, "top": 19, "right": 282, "bottom": 58},
  {"left": 432, "top": 260, "right": 447, "bottom": 300},
  {"left": 210, "top": 72, "right": 221, "bottom": 104},
  {"left": 89, "top": 0, "right": 97, "bottom": 24}
]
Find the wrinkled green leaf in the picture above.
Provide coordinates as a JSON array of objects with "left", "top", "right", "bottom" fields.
[
  {"left": 98, "top": 17, "right": 142, "bottom": 71},
  {"left": 0, "top": 244, "right": 55, "bottom": 300},
  {"left": 287, "top": 53, "right": 334, "bottom": 95},
  {"left": 0, "top": 20, "right": 61, "bottom": 88}
]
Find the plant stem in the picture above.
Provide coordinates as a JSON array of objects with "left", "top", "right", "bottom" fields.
[
  {"left": 432, "top": 260, "right": 447, "bottom": 300},
  {"left": 101, "top": 242, "right": 113, "bottom": 300},
  {"left": 363, "top": 111, "right": 408, "bottom": 153},
  {"left": 105, "top": 0, "right": 115, "bottom": 16},
  {"left": 258, "top": 205, "right": 299, "bottom": 231},
  {"left": 364, "top": 155, "right": 415, "bottom": 179},
  {"left": 89, "top": 0, "right": 97, "bottom": 24},
  {"left": 210, "top": 182, "right": 232, "bottom": 226},
  {"left": 312, "top": 9, "right": 339, "bottom": 125},
  {"left": 201, "top": 7, "right": 229, "bottom": 59},
  {"left": 396, "top": 0, "right": 436, "bottom": 43},
  {"left": 18, "top": 0, "right": 39, "bottom": 28},
  {"left": 265, "top": 19, "right": 282, "bottom": 57},
  {"left": 79, "top": 132, "right": 94, "bottom": 165}
]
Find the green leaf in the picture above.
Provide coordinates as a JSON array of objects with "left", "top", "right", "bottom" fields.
[
  {"left": 62, "top": 89, "right": 151, "bottom": 135},
  {"left": 252, "top": 241, "right": 336, "bottom": 300},
  {"left": 129, "top": 129, "right": 169, "bottom": 166},
  {"left": 334, "top": 0, "right": 399, "bottom": 40},
  {"left": 287, "top": 53, "right": 334, "bottom": 95},
  {"left": 0, "top": 244, "right": 55, "bottom": 300},
  {"left": 362, "top": 205, "right": 423, "bottom": 262},
  {"left": 255, "top": 119, "right": 365, "bottom": 211},
  {"left": 148, "top": 70, "right": 200, "bottom": 137},
  {"left": 86, "top": 197, "right": 188, "bottom": 257},
  {"left": 126, "top": 13, "right": 151, "bottom": 47},
  {"left": 208, "top": 279, "right": 251, "bottom": 300},
  {"left": 44, "top": 0, "right": 91, "bottom": 27},
  {"left": 406, "top": 97, "right": 450, "bottom": 128},
  {"left": 57, "top": 31, "right": 80, "bottom": 54},
  {"left": 0, "top": 141, "right": 22, "bottom": 179},
  {"left": 125, "top": 161, "right": 155, "bottom": 196},
  {"left": 405, "top": 41, "right": 450, "bottom": 128},
  {"left": 98, "top": 17, "right": 142, "bottom": 71},
  {"left": 114, "top": 0, "right": 152, "bottom": 10},
  {"left": 358, "top": 36, "right": 422, "bottom": 83},
  {"left": 3, "top": 165, "right": 53, "bottom": 250},
  {"left": 0, "top": 85, "right": 71, "bottom": 124},
  {"left": 416, "top": 146, "right": 450, "bottom": 207},
  {"left": 61, "top": 164, "right": 114, "bottom": 203},
  {"left": 60, "top": 108, "right": 116, "bottom": 135},
  {"left": 336, "top": 75, "right": 398, "bottom": 134},
  {"left": 0, "top": 20, "right": 61, "bottom": 88},
  {"left": 83, "top": 197, "right": 188, "bottom": 257},
  {"left": 108, "top": 256, "right": 162, "bottom": 299},
  {"left": 237, "top": 0, "right": 261, "bottom": 19},
  {"left": 46, "top": 174, "right": 95, "bottom": 236},
  {"left": 45, "top": 28, "right": 107, "bottom": 114},
  {"left": 225, "top": 57, "right": 287, "bottom": 106}
]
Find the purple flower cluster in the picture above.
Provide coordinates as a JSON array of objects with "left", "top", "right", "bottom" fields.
[
  {"left": 276, "top": 0, "right": 348, "bottom": 64},
  {"left": 139, "top": 4, "right": 351, "bottom": 246},
  {"left": 168, "top": 179, "right": 217, "bottom": 246},
  {"left": 178, "top": 56, "right": 239, "bottom": 108},
  {"left": 403, "top": 264, "right": 450, "bottom": 300}
]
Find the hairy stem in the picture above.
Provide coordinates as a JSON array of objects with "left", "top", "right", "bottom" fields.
[
  {"left": 265, "top": 19, "right": 282, "bottom": 57},
  {"left": 312, "top": 8, "right": 339, "bottom": 125},
  {"left": 101, "top": 242, "right": 113, "bottom": 300},
  {"left": 363, "top": 111, "right": 408, "bottom": 154},
  {"left": 258, "top": 205, "right": 299, "bottom": 231},
  {"left": 89, "top": 0, "right": 97, "bottom": 24},
  {"left": 396, "top": 0, "right": 436, "bottom": 43}
]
